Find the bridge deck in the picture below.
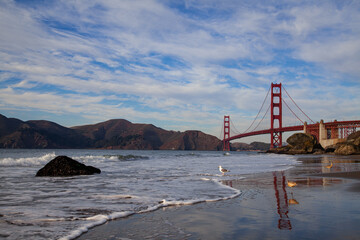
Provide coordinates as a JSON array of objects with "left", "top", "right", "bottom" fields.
[{"left": 224, "top": 120, "right": 360, "bottom": 142}]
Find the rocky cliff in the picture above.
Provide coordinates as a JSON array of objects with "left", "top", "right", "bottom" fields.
[{"left": 333, "top": 131, "right": 360, "bottom": 155}]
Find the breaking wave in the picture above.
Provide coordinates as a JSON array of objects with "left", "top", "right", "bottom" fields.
[{"left": 0, "top": 152, "right": 56, "bottom": 166}]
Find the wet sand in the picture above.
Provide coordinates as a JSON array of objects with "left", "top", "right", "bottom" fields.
[{"left": 77, "top": 154, "right": 360, "bottom": 240}]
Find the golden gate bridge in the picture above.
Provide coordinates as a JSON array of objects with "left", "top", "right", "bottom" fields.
[{"left": 222, "top": 83, "right": 360, "bottom": 151}]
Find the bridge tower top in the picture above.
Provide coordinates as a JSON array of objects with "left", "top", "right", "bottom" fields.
[{"left": 271, "top": 83, "right": 282, "bottom": 148}]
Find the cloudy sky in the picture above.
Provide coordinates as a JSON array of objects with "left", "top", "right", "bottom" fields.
[{"left": 0, "top": 0, "right": 359, "bottom": 142}]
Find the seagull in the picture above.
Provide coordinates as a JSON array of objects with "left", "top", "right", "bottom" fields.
[
  {"left": 219, "top": 165, "right": 229, "bottom": 175},
  {"left": 287, "top": 180, "right": 297, "bottom": 188}
]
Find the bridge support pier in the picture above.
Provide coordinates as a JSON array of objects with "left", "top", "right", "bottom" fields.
[{"left": 318, "top": 119, "right": 345, "bottom": 148}]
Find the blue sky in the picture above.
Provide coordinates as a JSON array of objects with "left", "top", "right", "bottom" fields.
[{"left": 0, "top": 0, "right": 359, "bottom": 142}]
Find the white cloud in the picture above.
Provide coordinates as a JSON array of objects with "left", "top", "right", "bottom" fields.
[
  {"left": 0, "top": 0, "right": 359, "bottom": 142},
  {"left": 297, "top": 39, "right": 360, "bottom": 77}
]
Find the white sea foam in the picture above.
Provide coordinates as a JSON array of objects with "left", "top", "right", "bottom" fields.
[
  {"left": 200, "top": 177, "right": 211, "bottom": 181},
  {"left": 94, "top": 194, "right": 136, "bottom": 200},
  {"left": 58, "top": 211, "right": 134, "bottom": 240},
  {"left": 0, "top": 152, "right": 56, "bottom": 166}
]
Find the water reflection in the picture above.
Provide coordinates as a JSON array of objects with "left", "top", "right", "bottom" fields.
[
  {"left": 299, "top": 155, "right": 360, "bottom": 174},
  {"left": 273, "top": 172, "right": 292, "bottom": 230},
  {"left": 290, "top": 177, "right": 343, "bottom": 187},
  {"left": 272, "top": 169, "right": 344, "bottom": 230},
  {"left": 322, "top": 156, "right": 334, "bottom": 173},
  {"left": 288, "top": 198, "right": 299, "bottom": 205},
  {"left": 223, "top": 180, "right": 233, "bottom": 188},
  {"left": 321, "top": 155, "right": 360, "bottom": 173}
]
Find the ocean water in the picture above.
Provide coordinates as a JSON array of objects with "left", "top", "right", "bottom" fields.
[{"left": 0, "top": 149, "right": 297, "bottom": 240}]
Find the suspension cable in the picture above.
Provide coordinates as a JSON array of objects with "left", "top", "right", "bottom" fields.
[
  {"left": 251, "top": 104, "right": 270, "bottom": 132},
  {"left": 219, "top": 121, "right": 224, "bottom": 140},
  {"left": 282, "top": 86, "right": 314, "bottom": 123},
  {"left": 243, "top": 86, "right": 271, "bottom": 133},
  {"left": 282, "top": 98, "right": 304, "bottom": 124},
  {"left": 230, "top": 118, "right": 241, "bottom": 135}
]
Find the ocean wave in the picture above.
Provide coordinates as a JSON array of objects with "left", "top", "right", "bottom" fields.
[
  {"left": 69, "top": 154, "right": 149, "bottom": 165},
  {"left": 104, "top": 154, "right": 150, "bottom": 161},
  {"left": 93, "top": 194, "right": 136, "bottom": 200},
  {"left": 0, "top": 153, "right": 56, "bottom": 167}
]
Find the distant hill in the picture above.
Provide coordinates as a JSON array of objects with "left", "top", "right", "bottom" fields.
[
  {"left": 72, "top": 118, "right": 222, "bottom": 150},
  {"left": 0, "top": 114, "right": 222, "bottom": 150},
  {"left": 0, "top": 114, "right": 271, "bottom": 150},
  {"left": 0, "top": 114, "right": 90, "bottom": 148}
]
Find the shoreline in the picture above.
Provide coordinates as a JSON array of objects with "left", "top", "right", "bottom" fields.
[{"left": 77, "top": 154, "right": 360, "bottom": 240}]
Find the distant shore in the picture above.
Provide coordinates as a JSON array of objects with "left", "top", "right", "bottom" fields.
[{"left": 78, "top": 154, "right": 360, "bottom": 240}]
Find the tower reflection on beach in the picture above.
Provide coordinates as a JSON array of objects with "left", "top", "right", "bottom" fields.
[
  {"left": 223, "top": 180, "right": 233, "bottom": 188},
  {"left": 273, "top": 172, "right": 293, "bottom": 230}
]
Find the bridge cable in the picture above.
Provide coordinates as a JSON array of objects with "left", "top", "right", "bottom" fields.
[
  {"left": 282, "top": 86, "right": 315, "bottom": 124},
  {"left": 243, "top": 86, "right": 271, "bottom": 133},
  {"left": 219, "top": 122, "right": 224, "bottom": 140},
  {"left": 251, "top": 104, "right": 271, "bottom": 132},
  {"left": 230, "top": 119, "right": 241, "bottom": 135},
  {"left": 282, "top": 98, "right": 304, "bottom": 124}
]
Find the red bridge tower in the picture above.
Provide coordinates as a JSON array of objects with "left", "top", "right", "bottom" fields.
[
  {"left": 271, "top": 83, "right": 282, "bottom": 148},
  {"left": 223, "top": 115, "right": 230, "bottom": 151}
]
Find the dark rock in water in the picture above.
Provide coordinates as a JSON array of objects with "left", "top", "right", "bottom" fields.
[{"left": 36, "top": 156, "right": 101, "bottom": 177}]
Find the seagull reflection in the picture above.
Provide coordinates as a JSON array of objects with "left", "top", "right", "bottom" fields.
[
  {"left": 289, "top": 198, "right": 299, "bottom": 205},
  {"left": 326, "top": 161, "right": 333, "bottom": 169}
]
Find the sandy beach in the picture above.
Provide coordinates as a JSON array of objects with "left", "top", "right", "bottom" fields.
[{"left": 77, "top": 154, "right": 360, "bottom": 240}]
